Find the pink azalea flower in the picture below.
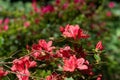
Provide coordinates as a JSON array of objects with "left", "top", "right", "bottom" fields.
[
  {"left": 0, "top": 67, "right": 8, "bottom": 77},
  {"left": 61, "top": 24, "right": 89, "bottom": 39},
  {"left": 59, "top": 26, "right": 65, "bottom": 33},
  {"left": 96, "top": 41, "right": 103, "bottom": 51},
  {"left": 38, "top": 39, "right": 55, "bottom": 52},
  {"left": 63, "top": 55, "right": 88, "bottom": 72},
  {"left": 78, "top": 29, "right": 89, "bottom": 39},
  {"left": 32, "top": 52, "right": 41, "bottom": 59},
  {"left": 11, "top": 56, "right": 36, "bottom": 80},
  {"left": 76, "top": 58, "right": 88, "bottom": 70},
  {"left": 108, "top": 2, "right": 115, "bottom": 8},
  {"left": 31, "top": 39, "right": 55, "bottom": 60},
  {"left": 63, "top": 55, "right": 77, "bottom": 72},
  {"left": 16, "top": 69, "right": 30, "bottom": 80},
  {"left": 62, "top": 24, "right": 79, "bottom": 39},
  {"left": 32, "top": 44, "right": 41, "bottom": 51},
  {"left": 57, "top": 46, "right": 72, "bottom": 58}
]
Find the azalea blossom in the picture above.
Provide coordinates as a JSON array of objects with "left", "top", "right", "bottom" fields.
[
  {"left": 96, "top": 41, "right": 103, "bottom": 51},
  {"left": 63, "top": 55, "right": 88, "bottom": 72},
  {"left": 11, "top": 56, "right": 36, "bottom": 80},
  {"left": 32, "top": 40, "right": 55, "bottom": 52},
  {"left": 61, "top": 24, "right": 89, "bottom": 40},
  {"left": 38, "top": 39, "right": 55, "bottom": 52},
  {"left": 31, "top": 39, "right": 55, "bottom": 60},
  {"left": 76, "top": 58, "right": 88, "bottom": 70},
  {"left": 63, "top": 55, "right": 77, "bottom": 72},
  {"left": 56, "top": 46, "right": 72, "bottom": 58},
  {"left": 0, "top": 67, "right": 8, "bottom": 77}
]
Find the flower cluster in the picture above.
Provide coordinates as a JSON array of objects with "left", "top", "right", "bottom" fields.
[
  {"left": 0, "top": 23, "right": 104, "bottom": 80},
  {"left": 11, "top": 56, "right": 36, "bottom": 80}
]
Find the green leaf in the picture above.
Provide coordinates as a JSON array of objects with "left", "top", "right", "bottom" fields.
[
  {"left": 94, "top": 54, "right": 101, "bottom": 62},
  {"left": 65, "top": 77, "right": 74, "bottom": 80},
  {"left": 0, "top": 36, "right": 4, "bottom": 47},
  {"left": 112, "top": 9, "right": 120, "bottom": 16}
]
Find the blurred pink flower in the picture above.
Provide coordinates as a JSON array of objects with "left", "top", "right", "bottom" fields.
[
  {"left": 62, "top": 3, "right": 69, "bottom": 9},
  {"left": 106, "top": 11, "right": 112, "bottom": 17},
  {"left": 108, "top": 2, "right": 115, "bottom": 8},
  {"left": 24, "top": 21, "right": 30, "bottom": 28},
  {"left": 3, "top": 25, "right": 9, "bottom": 31},
  {"left": 4, "top": 18, "right": 9, "bottom": 25},
  {"left": 32, "top": 0, "right": 39, "bottom": 13},
  {"left": 41, "top": 5, "right": 54, "bottom": 14}
]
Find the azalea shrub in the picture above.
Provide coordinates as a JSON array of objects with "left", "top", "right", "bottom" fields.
[
  {"left": 0, "top": 24, "right": 105, "bottom": 80},
  {"left": 0, "top": 0, "right": 120, "bottom": 80}
]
